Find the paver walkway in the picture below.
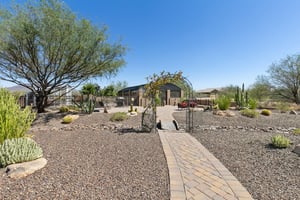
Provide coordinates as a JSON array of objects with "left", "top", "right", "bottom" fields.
[{"left": 157, "top": 106, "right": 253, "bottom": 200}]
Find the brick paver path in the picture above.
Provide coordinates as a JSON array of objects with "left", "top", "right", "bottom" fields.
[{"left": 157, "top": 106, "right": 253, "bottom": 200}]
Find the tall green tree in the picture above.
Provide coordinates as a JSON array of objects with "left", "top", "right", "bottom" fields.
[
  {"left": 0, "top": 0, "right": 126, "bottom": 112},
  {"left": 248, "top": 75, "right": 272, "bottom": 102},
  {"left": 219, "top": 84, "right": 239, "bottom": 99},
  {"left": 100, "top": 81, "right": 128, "bottom": 96},
  {"left": 268, "top": 55, "right": 300, "bottom": 103}
]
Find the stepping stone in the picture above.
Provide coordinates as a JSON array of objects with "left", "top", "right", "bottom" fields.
[{"left": 159, "top": 120, "right": 178, "bottom": 131}]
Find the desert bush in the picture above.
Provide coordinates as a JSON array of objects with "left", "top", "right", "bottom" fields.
[
  {"left": 62, "top": 115, "right": 74, "bottom": 124},
  {"left": 215, "top": 95, "right": 231, "bottom": 110},
  {"left": 271, "top": 135, "right": 290, "bottom": 148},
  {"left": 261, "top": 109, "right": 272, "bottom": 116},
  {"left": 248, "top": 98, "right": 257, "bottom": 110},
  {"left": 0, "top": 89, "right": 36, "bottom": 144},
  {"left": 0, "top": 137, "right": 43, "bottom": 167},
  {"left": 240, "top": 109, "right": 259, "bottom": 118},
  {"left": 59, "top": 106, "right": 69, "bottom": 113},
  {"left": 293, "top": 128, "right": 300, "bottom": 135},
  {"left": 277, "top": 102, "right": 290, "bottom": 113},
  {"left": 110, "top": 112, "right": 129, "bottom": 122},
  {"left": 67, "top": 105, "right": 80, "bottom": 112}
]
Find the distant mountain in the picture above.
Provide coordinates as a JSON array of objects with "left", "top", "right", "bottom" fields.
[{"left": 5, "top": 85, "right": 31, "bottom": 93}]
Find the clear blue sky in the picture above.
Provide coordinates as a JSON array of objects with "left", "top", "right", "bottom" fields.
[{"left": 2, "top": 0, "right": 300, "bottom": 90}]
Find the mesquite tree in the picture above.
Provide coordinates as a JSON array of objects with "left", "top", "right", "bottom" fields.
[
  {"left": 268, "top": 55, "right": 300, "bottom": 104},
  {"left": 0, "top": 0, "right": 126, "bottom": 112}
]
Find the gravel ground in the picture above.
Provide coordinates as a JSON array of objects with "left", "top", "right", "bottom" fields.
[
  {"left": 174, "top": 110, "right": 300, "bottom": 200},
  {"left": 0, "top": 111, "right": 169, "bottom": 200}
]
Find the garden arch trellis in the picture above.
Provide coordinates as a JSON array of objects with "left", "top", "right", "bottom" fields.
[{"left": 141, "top": 71, "right": 194, "bottom": 133}]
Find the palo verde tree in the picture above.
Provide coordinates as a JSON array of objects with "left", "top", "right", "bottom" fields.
[
  {"left": 0, "top": 0, "right": 126, "bottom": 112},
  {"left": 268, "top": 54, "right": 300, "bottom": 104}
]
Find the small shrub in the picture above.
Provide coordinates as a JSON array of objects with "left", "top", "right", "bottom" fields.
[
  {"left": 215, "top": 95, "right": 231, "bottom": 110},
  {"left": 261, "top": 109, "right": 272, "bottom": 116},
  {"left": 277, "top": 102, "right": 290, "bottom": 113},
  {"left": 293, "top": 128, "right": 300, "bottom": 135},
  {"left": 248, "top": 98, "right": 257, "bottom": 110},
  {"left": 271, "top": 135, "right": 290, "bottom": 148},
  {"left": 59, "top": 106, "right": 69, "bottom": 113},
  {"left": 0, "top": 89, "right": 36, "bottom": 144},
  {"left": 0, "top": 137, "right": 43, "bottom": 168},
  {"left": 110, "top": 112, "right": 129, "bottom": 122},
  {"left": 240, "top": 109, "right": 259, "bottom": 118},
  {"left": 62, "top": 115, "right": 74, "bottom": 124},
  {"left": 67, "top": 105, "right": 80, "bottom": 112}
]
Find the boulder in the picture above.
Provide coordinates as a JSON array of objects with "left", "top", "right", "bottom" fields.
[
  {"left": 293, "top": 144, "right": 300, "bottom": 156},
  {"left": 5, "top": 157, "right": 47, "bottom": 179},
  {"left": 226, "top": 111, "right": 236, "bottom": 117},
  {"left": 290, "top": 110, "right": 297, "bottom": 115}
]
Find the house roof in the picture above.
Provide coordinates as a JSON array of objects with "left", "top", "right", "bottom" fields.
[
  {"left": 118, "top": 84, "right": 146, "bottom": 93},
  {"left": 118, "top": 83, "right": 182, "bottom": 93},
  {"left": 196, "top": 87, "right": 223, "bottom": 94}
]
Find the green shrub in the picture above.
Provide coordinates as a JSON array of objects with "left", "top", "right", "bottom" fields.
[
  {"left": 215, "top": 95, "right": 231, "bottom": 110},
  {"left": 59, "top": 106, "right": 69, "bottom": 113},
  {"left": 0, "top": 89, "right": 36, "bottom": 144},
  {"left": 67, "top": 105, "right": 80, "bottom": 112},
  {"left": 248, "top": 99, "right": 257, "bottom": 110},
  {"left": 261, "top": 109, "right": 272, "bottom": 116},
  {"left": 0, "top": 137, "right": 43, "bottom": 168},
  {"left": 110, "top": 112, "right": 129, "bottom": 122},
  {"left": 240, "top": 109, "right": 259, "bottom": 118},
  {"left": 62, "top": 115, "right": 73, "bottom": 124},
  {"left": 293, "top": 128, "right": 300, "bottom": 135},
  {"left": 271, "top": 135, "right": 290, "bottom": 148}
]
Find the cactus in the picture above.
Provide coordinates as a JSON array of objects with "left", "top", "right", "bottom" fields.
[
  {"left": 73, "top": 94, "right": 96, "bottom": 114},
  {"left": 235, "top": 83, "right": 249, "bottom": 109},
  {"left": 0, "top": 137, "right": 43, "bottom": 168}
]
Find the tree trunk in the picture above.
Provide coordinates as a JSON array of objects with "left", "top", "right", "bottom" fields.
[{"left": 36, "top": 93, "right": 48, "bottom": 113}]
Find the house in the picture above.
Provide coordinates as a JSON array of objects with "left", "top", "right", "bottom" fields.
[
  {"left": 117, "top": 83, "right": 184, "bottom": 107},
  {"left": 5, "top": 85, "right": 73, "bottom": 108},
  {"left": 195, "top": 88, "right": 223, "bottom": 105}
]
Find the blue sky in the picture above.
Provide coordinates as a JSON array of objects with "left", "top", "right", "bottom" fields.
[{"left": 2, "top": 0, "right": 300, "bottom": 90}]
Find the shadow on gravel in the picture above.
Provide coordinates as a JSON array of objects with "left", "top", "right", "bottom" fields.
[
  {"left": 117, "top": 128, "right": 151, "bottom": 135},
  {"left": 264, "top": 143, "right": 293, "bottom": 149},
  {"left": 32, "top": 111, "right": 79, "bottom": 125}
]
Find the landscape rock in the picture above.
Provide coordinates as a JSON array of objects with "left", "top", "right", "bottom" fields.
[
  {"left": 5, "top": 157, "right": 47, "bottom": 179},
  {"left": 213, "top": 110, "right": 235, "bottom": 117},
  {"left": 213, "top": 110, "right": 226, "bottom": 116},
  {"left": 290, "top": 110, "right": 297, "bottom": 115},
  {"left": 226, "top": 111, "right": 235, "bottom": 117},
  {"left": 293, "top": 144, "right": 300, "bottom": 156}
]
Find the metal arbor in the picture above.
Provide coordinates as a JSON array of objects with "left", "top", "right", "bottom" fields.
[
  {"left": 183, "top": 77, "right": 194, "bottom": 133},
  {"left": 141, "top": 72, "right": 194, "bottom": 133}
]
